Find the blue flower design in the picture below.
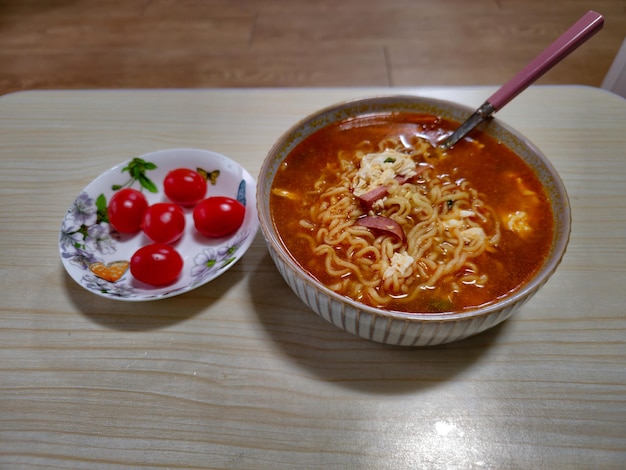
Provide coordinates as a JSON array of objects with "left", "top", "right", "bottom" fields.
[
  {"left": 70, "top": 192, "right": 97, "bottom": 225},
  {"left": 191, "top": 247, "right": 220, "bottom": 279},
  {"left": 60, "top": 220, "right": 84, "bottom": 251},
  {"left": 60, "top": 191, "right": 130, "bottom": 295},
  {"left": 82, "top": 274, "right": 136, "bottom": 298},
  {"left": 63, "top": 246, "right": 102, "bottom": 270},
  {"left": 190, "top": 229, "right": 250, "bottom": 282},
  {"left": 86, "top": 223, "right": 116, "bottom": 255}
]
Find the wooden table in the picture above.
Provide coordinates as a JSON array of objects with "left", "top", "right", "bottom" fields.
[{"left": 1, "top": 86, "right": 625, "bottom": 469}]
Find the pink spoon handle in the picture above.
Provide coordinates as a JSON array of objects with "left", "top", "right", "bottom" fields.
[{"left": 487, "top": 10, "right": 604, "bottom": 111}]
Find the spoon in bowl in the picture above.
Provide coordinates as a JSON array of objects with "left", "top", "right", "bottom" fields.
[{"left": 439, "top": 10, "right": 604, "bottom": 149}]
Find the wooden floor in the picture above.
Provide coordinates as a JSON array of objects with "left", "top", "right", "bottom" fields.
[{"left": 0, "top": 0, "right": 625, "bottom": 96}]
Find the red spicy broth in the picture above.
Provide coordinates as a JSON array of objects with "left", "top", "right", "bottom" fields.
[{"left": 270, "top": 112, "right": 554, "bottom": 313}]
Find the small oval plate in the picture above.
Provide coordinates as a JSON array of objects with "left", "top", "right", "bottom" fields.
[{"left": 59, "top": 148, "right": 258, "bottom": 301}]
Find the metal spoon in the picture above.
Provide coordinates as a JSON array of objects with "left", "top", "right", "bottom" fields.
[{"left": 440, "top": 10, "right": 604, "bottom": 149}]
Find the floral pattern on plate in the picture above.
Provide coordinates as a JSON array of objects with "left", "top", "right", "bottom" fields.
[{"left": 59, "top": 148, "right": 258, "bottom": 301}]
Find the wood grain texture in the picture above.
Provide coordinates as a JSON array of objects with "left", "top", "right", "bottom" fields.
[
  {"left": 0, "top": 0, "right": 625, "bottom": 94},
  {"left": 0, "top": 86, "right": 625, "bottom": 469}
]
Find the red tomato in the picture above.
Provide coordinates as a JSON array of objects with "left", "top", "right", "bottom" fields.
[
  {"left": 107, "top": 188, "right": 149, "bottom": 233},
  {"left": 164, "top": 168, "right": 207, "bottom": 206},
  {"left": 130, "top": 243, "right": 183, "bottom": 285},
  {"left": 141, "top": 203, "right": 186, "bottom": 244},
  {"left": 193, "top": 196, "right": 245, "bottom": 238}
]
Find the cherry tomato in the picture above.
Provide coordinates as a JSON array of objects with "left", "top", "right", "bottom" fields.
[
  {"left": 164, "top": 168, "right": 207, "bottom": 206},
  {"left": 141, "top": 203, "right": 186, "bottom": 244},
  {"left": 107, "top": 188, "right": 148, "bottom": 233},
  {"left": 193, "top": 196, "right": 245, "bottom": 238},
  {"left": 130, "top": 243, "right": 183, "bottom": 285}
]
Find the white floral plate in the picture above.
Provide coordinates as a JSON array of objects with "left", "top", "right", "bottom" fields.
[{"left": 59, "top": 148, "right": 259, "bottom": 301}]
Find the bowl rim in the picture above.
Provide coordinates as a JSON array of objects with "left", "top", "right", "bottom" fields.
[{"left": 258, "top": 94, "right": 571, "bottom": 321}]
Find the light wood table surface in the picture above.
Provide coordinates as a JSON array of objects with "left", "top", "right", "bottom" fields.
[{"left": 1, "top": 86, "right": 625, "bottom": 469}]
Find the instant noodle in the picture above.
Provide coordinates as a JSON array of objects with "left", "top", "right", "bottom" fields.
[{"left": 270, "top": 111, "right": 553, "bottom": 313}]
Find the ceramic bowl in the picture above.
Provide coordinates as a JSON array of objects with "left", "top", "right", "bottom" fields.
[{"left": 257, "top": 95, "right": 570, "bottom": 346}]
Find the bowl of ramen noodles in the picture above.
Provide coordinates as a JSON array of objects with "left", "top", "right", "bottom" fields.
[{"left": 257, "top": 95, "right": 570, "bottom": 346}]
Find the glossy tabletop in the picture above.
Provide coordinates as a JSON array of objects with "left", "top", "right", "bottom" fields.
[{"left": 1, "top": 86, "right": 625, "bottom": 469}]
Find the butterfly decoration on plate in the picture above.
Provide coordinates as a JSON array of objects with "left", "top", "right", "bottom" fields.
[
  {"left": 197, "top": 167, "right": 220, "bottom": 185},
  {"left": 89, "top": 260, "right": 130, "bottom": 282}
]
